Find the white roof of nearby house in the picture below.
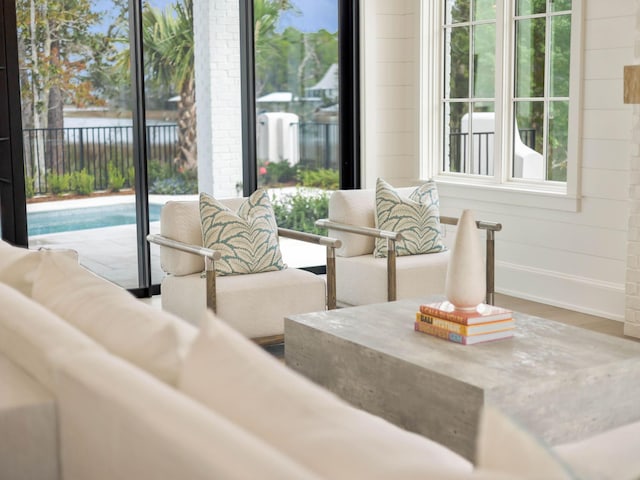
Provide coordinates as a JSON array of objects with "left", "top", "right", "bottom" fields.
[
  {"left": 307, "top": 64, "right": 338, "bottom": 91},
  {"left": 256, "top": 91, "right": 294, "bottom": 103}
]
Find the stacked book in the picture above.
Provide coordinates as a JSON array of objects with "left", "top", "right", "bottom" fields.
[{"left": 415, "top": 300, "right": 514, "bottom": 345}]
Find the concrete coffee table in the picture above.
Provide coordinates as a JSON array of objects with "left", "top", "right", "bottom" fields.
[{"left": 284, "top": 298, "right": 640, "bottom": 460}]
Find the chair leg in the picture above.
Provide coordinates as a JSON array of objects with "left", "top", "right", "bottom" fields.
[
  {"left": 326, "top": 246, "right": 337, "bottom": 309},
  {"left": 486, "top": 230, "right": 495, "bottom": 305},
  {"left": 387, "top": 239, "right": 397, "bottom": 302},
  {"left": 205, "top": 257, "right": 217, "bottom": 313}
]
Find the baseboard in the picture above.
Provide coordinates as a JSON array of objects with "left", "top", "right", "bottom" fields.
[
  {"left": 624, "top": 322, "right": 640, "bottom": 339},
  {"left": 496, "top": 261, "right": 625, "bottom": 321}
]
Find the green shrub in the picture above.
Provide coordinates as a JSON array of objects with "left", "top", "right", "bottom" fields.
[
  {"left": 126, "top": 166, "right": 136, "bottom": 188},
  {"left": 148, "top": 159, "right": 175, "bottom": 184},
  {"left": 299, "top": 168, "right": 339, "bottom": 189},
  {"left": 107, "top": 162, "right": 126, "bottom": 192},
  {"left": 149, "top": 176, "right": 197, "bottom": 195},
  {"left": 259, "top": 160, "right": 298, "bottom": 186},
  {"left": 48, "top": 173, "right": 71, "bottom": 195},
  {"left": 70, "top": 170, "right": 95, "bottom": 196},
  {"left": 271, "top": 190, "right": 329, "bottom": 235},
  {"left": 24, "top": 176, "right": 35, "bottom": 198}
]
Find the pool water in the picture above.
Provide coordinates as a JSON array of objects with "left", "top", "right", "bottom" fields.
[{"left": 28, "top": 203, "right": 162, "bottom": 236}]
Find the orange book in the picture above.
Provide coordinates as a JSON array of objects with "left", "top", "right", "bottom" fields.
[
  {"left": 414, "top": 321, "right": 514, "bottom": 345},
  {"left": 419, "top": 301, "right": 512, "bottom": 326},
  {"left": 416, "top": 312, "right": 514, "bottom": 336}
]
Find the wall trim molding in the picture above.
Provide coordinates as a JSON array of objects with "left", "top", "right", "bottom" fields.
[{"left": 497, "top": 261, "right": 625, "bottom": 321}]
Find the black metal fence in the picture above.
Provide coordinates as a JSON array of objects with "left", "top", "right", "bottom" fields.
[
  {"left": 447, "top": 128, "right": 537, "bottom": 175},
  {"left": 23, "top": 124, "right": 178, "bottom": 195},
  {"left": 25, "top": 122, "right": 529, "bottom": 196},
  {"left": 299, "top": 122, "right": 338, "bottom": 170}
]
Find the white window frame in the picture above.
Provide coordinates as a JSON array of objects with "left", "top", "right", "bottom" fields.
[{"left": 420, "top": 0, "right": 583, "bottom": 212}]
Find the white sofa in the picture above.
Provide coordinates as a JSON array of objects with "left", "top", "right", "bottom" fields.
[{"left": 0, "top": 238, "right": 638, "bottom": 480}]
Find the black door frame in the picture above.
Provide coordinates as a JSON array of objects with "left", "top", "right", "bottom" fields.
[
  {"left": 240, "top": 0, "right": 360, "bottom": 193},
  {"left": 0, "top": 0, "right": 27, "bottom": 246}
]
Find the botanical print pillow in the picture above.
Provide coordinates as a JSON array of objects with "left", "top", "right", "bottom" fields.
[
  {"left": 199, "top": 190, "right": 286, "bottom": 276},
  {"left": 373, "top": 178, "right": 446, "bottom": 258}
]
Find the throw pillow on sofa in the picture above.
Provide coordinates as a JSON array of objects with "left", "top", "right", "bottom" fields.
[
  {"left": 476, "top": 405, "right": 575, "bottom": 479},
  {"left": 373, "top": 178, "right": 447, "bottom": 258},
  {"left": 31, "top": 251, "right": 197, "bottom": 385},
  {"left": 0, "top": 240, "right": 77, "bottom": 297},
  {"left": 0, "top": 282, "right": 101, "bottom": 391},
  {"left": 199, "top": 190, "right": 286, "bottom": 276},
  {"left": 179, "top": 311, "right": 473, "bottom": 479}
]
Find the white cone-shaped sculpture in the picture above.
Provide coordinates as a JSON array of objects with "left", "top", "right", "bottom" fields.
[{"left": 445, "top": 209, "right": 486, "bottom": 311}]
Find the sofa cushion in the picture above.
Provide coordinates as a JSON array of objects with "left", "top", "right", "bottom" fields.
[
  {"left": 161, "top": 268, "right": 325, "bottom": 337},
  {"left": 476, "top": 405, "right": 575, "bottom": 479},
  {"left": 179, "top": 312, "right": 474, "bottom": 479},
  {"left": 0, "top": 282, "right": 102, "bottom": 391},
  {"left": 200, "top": 190, "right": 286, "bottom": 276},
  {"left": 0, "top": 353, "right": 59, "bottom": 480},
  {"left": 554, "top": 421, "right": 640, "bottom": 480},
  {"left": 31, "top": 251, "right": 198, "bottom": 385},
  {"left": 374, "top": 178, "right": 446, "bottom": 257},
  {"left": 0, "top": 240, "right": 77, "bottom": 297},
  {"left": 55, "top": 350, "right": 319, "bottom": 480}
]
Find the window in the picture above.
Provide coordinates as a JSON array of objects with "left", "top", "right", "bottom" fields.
[{"left": 429, "top": 0, "right": 580, "bottom": 198}]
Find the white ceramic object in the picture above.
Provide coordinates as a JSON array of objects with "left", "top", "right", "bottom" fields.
[{"left": 445, "top": 209, "right": 486, "bottom": 311}]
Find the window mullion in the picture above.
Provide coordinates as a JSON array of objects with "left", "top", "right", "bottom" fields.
[{"left": 494, "top": 0, "right": 507, "bottom": 183}]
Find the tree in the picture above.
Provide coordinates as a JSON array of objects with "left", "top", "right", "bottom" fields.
[
  {"left": 142, "top": 0, "right": 196, "bottom": 170},
  {"left": 16, "top": 0, "right": 102, "bottom": 190}
]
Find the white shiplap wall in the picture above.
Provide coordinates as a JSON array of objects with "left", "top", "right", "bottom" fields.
[
  {"left": 361, "top": 0, "right": 634, "bottom": 320},
  {"left": 361, "top": 0, "right": 421, "bottom": 188}
]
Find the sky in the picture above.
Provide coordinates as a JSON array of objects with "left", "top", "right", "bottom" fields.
[
  {"left": 94, "top": 0, "right": 338, "bottom": 34},
  {"left": 277, "top": 0, "right": 338, "bottom": 33}
]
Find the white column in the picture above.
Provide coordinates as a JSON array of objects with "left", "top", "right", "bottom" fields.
[
  {"left": 624, "top": 0, "right": 640, "bottom": 339},
  {"left": 194, "top": 0, "right": 244, "bottom": 198}
]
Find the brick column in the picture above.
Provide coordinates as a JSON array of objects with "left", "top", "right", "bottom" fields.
[{"left": 194, "top": 0, "right": 243, "bottom": 198}]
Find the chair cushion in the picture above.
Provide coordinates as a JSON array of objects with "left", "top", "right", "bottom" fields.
[
  {"left": 328, "top": 188, "right": 377, "bottom": 257},
  {"left": 335, "top": 251, "right": 449, "bottom": 306},
  {"left": 0, "top": 282, "right": 102, "bottom": 391},
  {"left": 178, "top": 312, "right": 474, "bottom": 479},
  {"left": 374, "top": 178, "right": 446, "bottom": 257},
  {"left": 161, "top": 268, "right": 326, "bottom": 338},
  {"left": 0, "top": 353, "right": 59, "bottom": 480},
  {"left": 55, "top": 350, "right": 318, "bottom": 480},
  {"left": 160, "top": 201, "right": 204, "bottom": 276},
  {"left": 31, "top": 251, "right": 198, "bottom": 385},
  {"left": 200, "top": 190, "right": 285, "bottom": 276}
]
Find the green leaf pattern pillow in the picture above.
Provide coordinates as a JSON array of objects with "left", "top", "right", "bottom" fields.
[
  {"left": 374, "top": 178, "right": 447, "bottom": 258},
  {"left": 199, "top": 190, "right": 286, "bottom": 276}
]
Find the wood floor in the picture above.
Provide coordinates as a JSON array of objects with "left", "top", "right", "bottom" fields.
[
  {"left": 144, "top": 293, "right": 639, "bottom": 343},
  {"left": 494, "top": 293, "right": 640, "bottom": 342}
]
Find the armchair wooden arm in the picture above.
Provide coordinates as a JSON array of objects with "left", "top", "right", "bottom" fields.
[
  {"left": 315, "top": 216, "right": 502, "bottom": 305},
  {"left": 277, "top": 228, "right": 342, "bottom": 310}
]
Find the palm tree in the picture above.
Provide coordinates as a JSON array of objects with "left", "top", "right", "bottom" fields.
[{"left": 143, "top": 0, "right": 196, "bottom": 170}]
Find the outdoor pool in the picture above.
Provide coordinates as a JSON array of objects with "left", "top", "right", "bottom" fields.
[{"left": 28, "top": 203, "right": 162, "bottom": 236}]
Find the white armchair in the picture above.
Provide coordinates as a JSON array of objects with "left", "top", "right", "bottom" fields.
[
  {"left": 316, "top": 187, "right": 501, "bottom": 307},
  {"left": 148, "top": 198, "right": 341, "bottom": 346}
]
